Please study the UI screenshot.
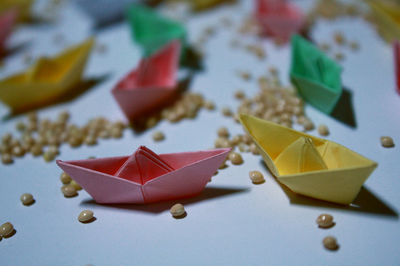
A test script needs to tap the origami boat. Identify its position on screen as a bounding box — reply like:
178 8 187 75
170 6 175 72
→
365 0 400 43
0 9 17 50
126 4 186 57
0 0 33 22
239 114 377 204
255 0 305 41
56 146 231 204
290 35 342 114
73 0 137 27
112 40 180 121
0 38 94 112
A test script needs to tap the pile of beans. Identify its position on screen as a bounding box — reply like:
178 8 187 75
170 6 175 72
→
234 75 315 131
0 111 127 164
131 92 215 131
60 172 82 198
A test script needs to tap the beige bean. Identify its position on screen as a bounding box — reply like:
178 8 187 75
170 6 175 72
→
2 133 12 145
43 149 56 162
12 146 25 157
249 171 265 184
217 127 229 138
30 144 43 156
250 143 260 155
234 90 245 99
381 136 394 148
84 135 97 146
229 152 243 165
323 236 338 250
303 120 315 131
152 131 165 142
60 172 72 184
333 32 345 45
78 210 94 223
318 124 330 136
170 203 186 218
222 107 233 117
1 153 13 164
61 185 78 197
316 214 334 228
203 100 215 110
0 222 14 238
20 193 34 206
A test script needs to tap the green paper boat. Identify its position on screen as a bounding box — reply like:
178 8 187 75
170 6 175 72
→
126 4 186 57
290 35 342 114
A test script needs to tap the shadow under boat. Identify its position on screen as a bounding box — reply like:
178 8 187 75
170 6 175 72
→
80 186 250 214
128 73 195 134
329 87 357 128
259 160 398 219
2 73 110 120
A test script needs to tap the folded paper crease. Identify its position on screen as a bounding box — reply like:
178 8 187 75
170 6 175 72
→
56 146 231 204
0 38 94 112
112 40 181 121
239 114 377 204
290 34 342 114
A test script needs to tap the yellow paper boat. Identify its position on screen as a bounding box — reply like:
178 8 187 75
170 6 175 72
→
0 38 94 112
0 0 34 22
365 0 400 43
239 114 377 204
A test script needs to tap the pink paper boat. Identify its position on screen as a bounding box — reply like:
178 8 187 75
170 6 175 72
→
56 146 231 204
255 0 304 42
0 9 17 50
394 41 400 95
112 40 181 121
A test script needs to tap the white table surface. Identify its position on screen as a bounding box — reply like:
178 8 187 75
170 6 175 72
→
1 0 400 265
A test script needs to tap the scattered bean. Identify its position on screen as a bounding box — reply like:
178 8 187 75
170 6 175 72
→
60 172 72 184
381 136 394 148
229 152 243 165
318 124 330 136
61 185 78 198
170 203 186 218
249 171 265 184
152 131 165 142
0 222 14 238
78 210 94 223
20 193 34 206
323 236 338 250
316 214 334 228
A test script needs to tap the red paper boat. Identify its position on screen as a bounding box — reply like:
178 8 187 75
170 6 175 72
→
394 41 400 94
112 40 181 121
0 9 17 50
255 0 304 42
56 146 231 204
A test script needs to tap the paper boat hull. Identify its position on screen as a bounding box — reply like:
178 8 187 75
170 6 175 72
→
367 0 400 43
290 75 341 114
112 87 176 121
112 40 180 121
258 17 304 40
239 114 377 204
126 4 186 57
56 148 230 204
290 35 342 114
0 39 94 112
278 165 377 204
